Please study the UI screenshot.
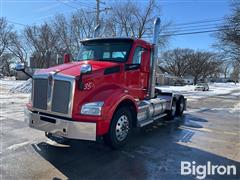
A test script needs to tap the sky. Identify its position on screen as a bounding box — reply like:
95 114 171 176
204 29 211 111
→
0 0 232 51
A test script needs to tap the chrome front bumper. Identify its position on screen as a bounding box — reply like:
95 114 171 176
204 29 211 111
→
25 109 96 141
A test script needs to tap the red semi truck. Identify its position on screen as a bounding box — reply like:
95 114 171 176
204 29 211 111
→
16 18 186 149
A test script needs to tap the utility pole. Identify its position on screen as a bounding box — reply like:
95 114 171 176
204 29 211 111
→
96 0 100 26
94 0 112 37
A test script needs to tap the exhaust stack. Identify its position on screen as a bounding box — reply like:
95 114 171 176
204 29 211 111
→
148 17 161 99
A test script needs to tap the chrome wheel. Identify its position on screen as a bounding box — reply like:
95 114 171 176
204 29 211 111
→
115 115 129 142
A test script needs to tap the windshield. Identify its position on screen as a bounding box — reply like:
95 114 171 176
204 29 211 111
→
77 43 132 62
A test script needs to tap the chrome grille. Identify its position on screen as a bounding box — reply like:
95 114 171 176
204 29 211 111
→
32 74 74 117
51 80 71 114
33 79 48 110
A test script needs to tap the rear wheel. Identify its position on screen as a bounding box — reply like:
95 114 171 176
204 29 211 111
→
166 99 177 120
103 107 132 149
177 97 184 116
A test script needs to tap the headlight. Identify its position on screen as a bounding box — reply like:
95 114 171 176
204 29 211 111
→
81 102 104 116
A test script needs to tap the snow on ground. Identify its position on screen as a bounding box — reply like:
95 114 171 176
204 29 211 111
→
1 79 240 101
209 102 240 113
9 79 32 93
0 79 30 121
0 79 239 120
0 78 25 89
157 83 240 101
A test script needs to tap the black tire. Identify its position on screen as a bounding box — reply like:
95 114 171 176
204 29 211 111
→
103 107 132 149
176 97 184 116
166 99 177 120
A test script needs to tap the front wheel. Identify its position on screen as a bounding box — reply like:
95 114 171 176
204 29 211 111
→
103 107 132 149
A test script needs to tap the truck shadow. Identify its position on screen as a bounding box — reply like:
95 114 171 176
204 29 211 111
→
32 116 240 180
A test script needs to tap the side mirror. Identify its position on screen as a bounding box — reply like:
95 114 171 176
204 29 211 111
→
78 64 92 90
15 63 25 71
64 53 71 63
15 63 32 78
80 64 92 75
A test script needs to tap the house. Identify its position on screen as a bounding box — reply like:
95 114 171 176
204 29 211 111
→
183 75 194 85
156 66 184 86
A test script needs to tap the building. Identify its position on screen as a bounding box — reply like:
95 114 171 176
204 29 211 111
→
156 66 184 86
183 75 194 85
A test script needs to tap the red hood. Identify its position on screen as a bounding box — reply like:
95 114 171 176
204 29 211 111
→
35 60 119 77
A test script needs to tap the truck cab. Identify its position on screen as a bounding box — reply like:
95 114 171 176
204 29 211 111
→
21 19 186 149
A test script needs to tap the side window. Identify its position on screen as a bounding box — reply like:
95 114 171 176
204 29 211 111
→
132 47 144 64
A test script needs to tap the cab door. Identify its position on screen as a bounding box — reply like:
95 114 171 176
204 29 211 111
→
124 45 150 99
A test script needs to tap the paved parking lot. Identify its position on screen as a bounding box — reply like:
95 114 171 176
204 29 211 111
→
1 82 240 180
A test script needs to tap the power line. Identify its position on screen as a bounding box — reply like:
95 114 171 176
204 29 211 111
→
144 18 226 34
171 18 225 26
165 18 227 32
99 0 106 5
167 23 223 31
161 26 227 34
56 0 80 10
70 0 96 9
160 29 226 37
143 28 236 38
157 19 237 35
148 18 229 35
160 28 234 36
5 15 235 38
6 20 27 27
145 23 229 36
87 7 112 14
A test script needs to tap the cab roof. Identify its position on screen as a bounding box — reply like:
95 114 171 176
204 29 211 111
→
80 37 150 45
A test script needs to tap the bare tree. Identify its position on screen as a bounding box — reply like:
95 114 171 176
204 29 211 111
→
216 1 240 63
231 61 240 83
7 32 27 63
53 14 73 57
24 23 58 68
220 61 232 79
108 0 162 38
73 10 96 38
161 48 193 77
0 18 12 57
0 53 14 76
188 51 221 84
2 2 169 69
53 10 96 59
0 18 19 76
161 48 222 84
